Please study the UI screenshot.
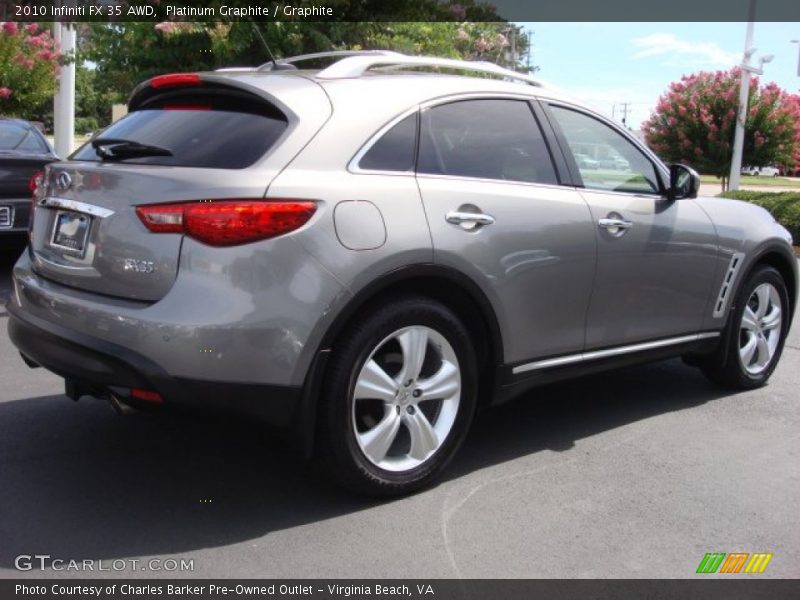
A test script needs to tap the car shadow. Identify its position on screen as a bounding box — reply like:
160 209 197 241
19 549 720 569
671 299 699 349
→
0 356 734 567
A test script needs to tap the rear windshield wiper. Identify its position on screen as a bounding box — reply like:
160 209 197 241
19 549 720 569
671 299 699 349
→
91 138 173 160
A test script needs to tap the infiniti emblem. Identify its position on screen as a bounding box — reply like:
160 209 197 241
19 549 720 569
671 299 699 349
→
56 172 72 191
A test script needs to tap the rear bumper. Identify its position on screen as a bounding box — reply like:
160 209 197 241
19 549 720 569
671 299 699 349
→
7 302 301 427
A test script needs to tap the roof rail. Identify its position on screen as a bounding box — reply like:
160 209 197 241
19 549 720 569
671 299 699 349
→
315 54 542 87
257 50 405 71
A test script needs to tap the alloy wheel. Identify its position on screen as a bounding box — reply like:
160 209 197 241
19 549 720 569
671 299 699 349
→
351 325 461 472
738 282 782 376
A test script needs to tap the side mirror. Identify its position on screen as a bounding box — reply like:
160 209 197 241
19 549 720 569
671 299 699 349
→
668 164 700 201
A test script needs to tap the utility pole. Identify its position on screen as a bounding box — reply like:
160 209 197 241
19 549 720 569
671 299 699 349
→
53 19 76 159
618 102 631 127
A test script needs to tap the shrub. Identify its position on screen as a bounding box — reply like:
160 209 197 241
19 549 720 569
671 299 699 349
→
719 190 800 242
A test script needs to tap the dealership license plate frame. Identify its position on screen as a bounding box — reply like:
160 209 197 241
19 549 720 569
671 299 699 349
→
50 209 91 257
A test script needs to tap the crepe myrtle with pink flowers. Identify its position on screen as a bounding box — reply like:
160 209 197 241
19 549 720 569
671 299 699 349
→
0 22 62 119
643 68 800 190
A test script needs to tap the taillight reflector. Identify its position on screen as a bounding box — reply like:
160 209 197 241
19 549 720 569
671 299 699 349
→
29 170 44 194
136 200 316 246
130 388 164 403
150 73 201 89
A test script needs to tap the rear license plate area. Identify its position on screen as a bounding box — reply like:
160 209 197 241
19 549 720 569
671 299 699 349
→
0 206 12 229
50 210 91 256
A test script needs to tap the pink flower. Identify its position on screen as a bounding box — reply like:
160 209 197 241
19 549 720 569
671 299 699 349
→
0 87 12 99
694 147 703 156
154 21 177 34
678 105 687 116
455 29 468 41
474 37 490 52
2 21 18 35
25 23 38 34
493 33 509 48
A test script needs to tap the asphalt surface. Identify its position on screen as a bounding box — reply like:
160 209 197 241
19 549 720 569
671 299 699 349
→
0 245 798 579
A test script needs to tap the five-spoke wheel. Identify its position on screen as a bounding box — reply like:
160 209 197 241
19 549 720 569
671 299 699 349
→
317 296 477 496
738 282 783 376
700 265 789 389
352 325 461 472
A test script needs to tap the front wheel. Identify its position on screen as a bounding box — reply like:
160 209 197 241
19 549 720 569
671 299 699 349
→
700 266 790 389
317 296 478 496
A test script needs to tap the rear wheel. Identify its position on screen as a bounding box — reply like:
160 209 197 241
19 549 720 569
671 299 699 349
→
700 266 789 389
317 296 477 497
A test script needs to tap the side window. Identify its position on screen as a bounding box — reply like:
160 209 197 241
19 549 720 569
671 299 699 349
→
418 99 558 185
358 113 418 172
548 105 662 195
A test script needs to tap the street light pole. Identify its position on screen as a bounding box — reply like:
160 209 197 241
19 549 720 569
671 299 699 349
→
53 21 76 159
728 0 757 192
792 40 800 77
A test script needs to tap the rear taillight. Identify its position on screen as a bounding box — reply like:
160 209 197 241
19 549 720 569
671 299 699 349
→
135 200 316 246
28 170 44 194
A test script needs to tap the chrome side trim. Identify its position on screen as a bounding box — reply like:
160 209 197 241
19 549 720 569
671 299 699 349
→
511 332 721 375
712 252 745 317
39 197 114 219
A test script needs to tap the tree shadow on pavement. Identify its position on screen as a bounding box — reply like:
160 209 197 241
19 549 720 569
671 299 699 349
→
0 357 734 566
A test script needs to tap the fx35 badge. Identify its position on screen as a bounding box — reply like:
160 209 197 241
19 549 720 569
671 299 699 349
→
123 258 155 274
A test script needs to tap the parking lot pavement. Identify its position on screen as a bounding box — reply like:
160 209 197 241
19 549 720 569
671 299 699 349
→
0 250 798 579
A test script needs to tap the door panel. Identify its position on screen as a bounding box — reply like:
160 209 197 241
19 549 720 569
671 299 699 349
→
416 98 596 364
580 190 718 348
419 176 596 363
543 103 718 349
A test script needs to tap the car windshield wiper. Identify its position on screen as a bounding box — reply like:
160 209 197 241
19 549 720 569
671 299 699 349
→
91 138 173 160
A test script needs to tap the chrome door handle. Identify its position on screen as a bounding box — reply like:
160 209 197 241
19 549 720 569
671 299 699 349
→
598 217 633 235
446 211 495 226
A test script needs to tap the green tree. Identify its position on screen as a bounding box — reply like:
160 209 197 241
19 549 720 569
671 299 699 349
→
80 19 534 122
642 68 799 191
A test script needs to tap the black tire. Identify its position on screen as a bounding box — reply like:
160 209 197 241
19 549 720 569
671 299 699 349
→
316 295 478 497
700 266 790 389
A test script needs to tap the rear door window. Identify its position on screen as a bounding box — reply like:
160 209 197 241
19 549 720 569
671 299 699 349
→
418 99 558 185
72 98 288 169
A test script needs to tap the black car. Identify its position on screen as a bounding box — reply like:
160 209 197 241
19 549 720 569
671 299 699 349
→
0 118 58 245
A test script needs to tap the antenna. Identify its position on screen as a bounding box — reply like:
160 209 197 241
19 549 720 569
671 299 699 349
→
250 23 295 71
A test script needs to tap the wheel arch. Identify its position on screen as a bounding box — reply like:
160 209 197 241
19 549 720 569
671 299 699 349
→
746 246 797 321
713 243 797 371
296 264 504 458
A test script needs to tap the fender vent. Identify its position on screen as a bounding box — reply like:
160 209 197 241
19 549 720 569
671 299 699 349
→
712 252 745 318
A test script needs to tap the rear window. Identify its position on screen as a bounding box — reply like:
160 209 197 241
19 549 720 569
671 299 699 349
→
72 107 288 169
0 121 49 153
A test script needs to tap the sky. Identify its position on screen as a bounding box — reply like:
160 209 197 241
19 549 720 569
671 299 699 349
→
517 22 800 131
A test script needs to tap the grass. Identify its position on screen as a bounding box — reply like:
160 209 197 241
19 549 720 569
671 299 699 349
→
700 174 800 188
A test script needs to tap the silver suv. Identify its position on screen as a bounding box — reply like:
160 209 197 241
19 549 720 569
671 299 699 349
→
7 52 797 496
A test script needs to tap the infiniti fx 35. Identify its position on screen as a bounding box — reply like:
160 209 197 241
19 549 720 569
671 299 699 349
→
7 53 796 496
